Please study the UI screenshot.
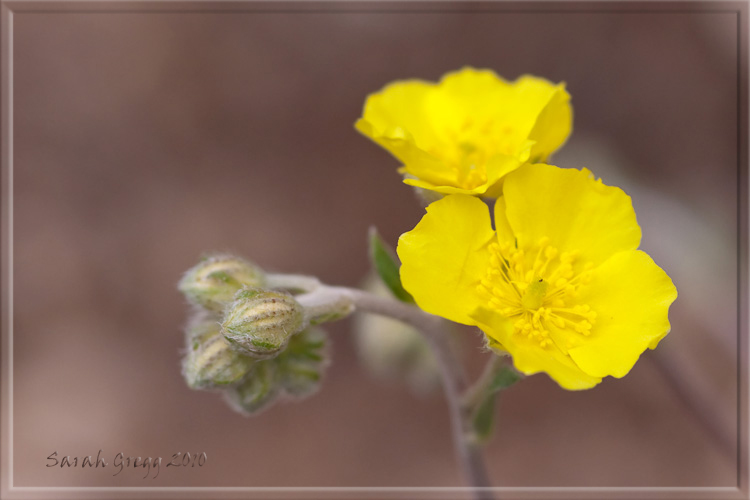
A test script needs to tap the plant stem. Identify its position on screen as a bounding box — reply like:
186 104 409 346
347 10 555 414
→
270 275 493 497
336 287 494 498
265 273 321 294
462 355 507 412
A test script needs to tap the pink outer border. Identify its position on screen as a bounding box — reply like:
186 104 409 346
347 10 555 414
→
0 2 747 499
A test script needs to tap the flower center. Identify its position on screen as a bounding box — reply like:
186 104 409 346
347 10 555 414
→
521 278 548 310
477 237 597 349
432 117 520 190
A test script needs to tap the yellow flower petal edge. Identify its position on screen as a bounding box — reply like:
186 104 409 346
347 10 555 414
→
567 250 677 378
471 308 602 390
356 67 572 197
502 163 642 267
397 195 495 325
397 164 677 390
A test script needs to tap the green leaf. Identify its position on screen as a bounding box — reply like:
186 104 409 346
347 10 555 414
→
488 365 522 392
471 365 521 443
368 227 415 304
472 392 497 443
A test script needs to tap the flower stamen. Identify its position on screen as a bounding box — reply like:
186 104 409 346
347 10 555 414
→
477 238 598 348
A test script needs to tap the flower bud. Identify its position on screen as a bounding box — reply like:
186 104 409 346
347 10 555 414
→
179 254 266 312
223 361 280 415
222 288 304 359
276 327 329 398
182 314 256 389
222 327 330 416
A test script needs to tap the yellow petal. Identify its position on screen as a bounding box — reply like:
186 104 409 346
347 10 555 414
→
483 153 528 196
492 195 514 245
471 308 601 390
503 164 641 266
425 67 513 127
438 67 512 98
403 176 489 196
356 69 573 197
526 83 572 162
424 71 560 161
403 154 523 196
397 195 495 325
356 79 438 150
568 250 677 378
355 80 458 187
355 118 455 187
430 71 564 140
502 76 569 140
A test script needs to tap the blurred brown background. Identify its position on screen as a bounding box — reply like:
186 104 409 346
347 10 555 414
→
9 3 741 490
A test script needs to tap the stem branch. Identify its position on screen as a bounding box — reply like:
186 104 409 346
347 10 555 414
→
462 355 507 411
265 273 321 294
261 274 494 497
337 287 493 497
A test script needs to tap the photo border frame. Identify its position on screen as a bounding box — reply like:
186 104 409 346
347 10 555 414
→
1 1 747 498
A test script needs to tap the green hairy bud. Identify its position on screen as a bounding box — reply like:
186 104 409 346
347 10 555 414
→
223 361 280 415
222 288 304 359
275 327 329 397
179 254 266 312
182 314 256 389
223 327 330 415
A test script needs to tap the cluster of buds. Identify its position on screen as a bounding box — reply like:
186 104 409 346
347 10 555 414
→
178 254 336 415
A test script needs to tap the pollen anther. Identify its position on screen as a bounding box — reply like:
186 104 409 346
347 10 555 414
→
481 238 598 348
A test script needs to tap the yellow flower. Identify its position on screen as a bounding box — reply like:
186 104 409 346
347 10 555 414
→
355 67 572 197
397 164 677 390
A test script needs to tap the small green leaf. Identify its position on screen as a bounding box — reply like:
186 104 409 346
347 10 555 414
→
471 365 521 443
472 392 497 443
368 227 415 304
488 365 522 392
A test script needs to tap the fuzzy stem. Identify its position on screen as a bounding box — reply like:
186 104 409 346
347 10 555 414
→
333 286 493 497
262 275 494 496
462 355 507 412
296 287 355 326
265 273 321 294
